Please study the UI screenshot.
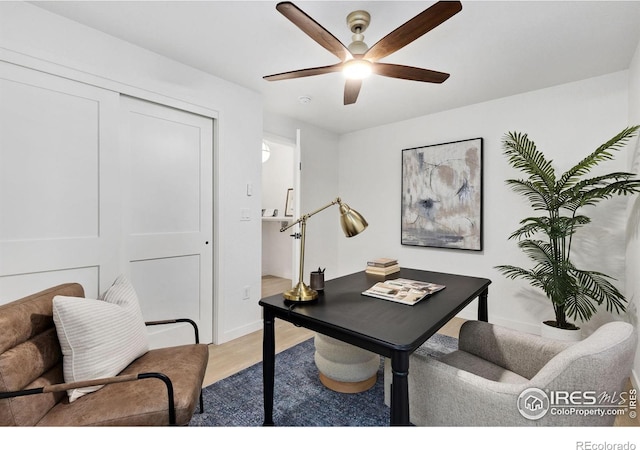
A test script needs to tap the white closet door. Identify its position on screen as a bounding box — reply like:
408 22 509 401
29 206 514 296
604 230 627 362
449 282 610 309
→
0 62 120 301
120 96 213 347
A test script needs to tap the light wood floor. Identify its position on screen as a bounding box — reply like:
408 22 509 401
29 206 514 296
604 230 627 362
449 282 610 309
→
202 276 314 386
203 275 638 426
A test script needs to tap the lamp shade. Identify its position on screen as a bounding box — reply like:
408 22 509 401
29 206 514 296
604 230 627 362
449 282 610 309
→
339 203 368 237
262 140 271 163
342 59 372 80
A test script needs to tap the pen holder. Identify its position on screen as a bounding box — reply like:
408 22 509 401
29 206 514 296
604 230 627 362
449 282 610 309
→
310 270 325 291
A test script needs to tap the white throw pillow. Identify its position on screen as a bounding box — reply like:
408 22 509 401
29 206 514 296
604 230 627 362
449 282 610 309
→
53 276 149 402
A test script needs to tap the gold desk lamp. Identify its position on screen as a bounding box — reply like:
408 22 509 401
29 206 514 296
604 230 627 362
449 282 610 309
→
280 197 368 302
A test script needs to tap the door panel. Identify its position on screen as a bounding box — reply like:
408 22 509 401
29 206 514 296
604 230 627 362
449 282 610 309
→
128 112 201 234
120 96 213 346
0 62 119 301
0 77 99 240
0 63 214 347
131 255 200 320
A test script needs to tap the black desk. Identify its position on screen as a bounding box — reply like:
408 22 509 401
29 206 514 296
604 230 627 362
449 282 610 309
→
259 267 491 426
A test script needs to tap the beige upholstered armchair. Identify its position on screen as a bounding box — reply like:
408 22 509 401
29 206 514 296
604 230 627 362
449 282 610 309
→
407 320 637 426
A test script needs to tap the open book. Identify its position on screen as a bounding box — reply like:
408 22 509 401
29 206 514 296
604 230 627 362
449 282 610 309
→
361 278 445 305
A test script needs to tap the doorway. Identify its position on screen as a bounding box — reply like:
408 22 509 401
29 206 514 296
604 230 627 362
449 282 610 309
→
261 133 299 295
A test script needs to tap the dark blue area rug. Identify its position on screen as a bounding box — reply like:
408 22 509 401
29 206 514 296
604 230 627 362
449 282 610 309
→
189 333 457 427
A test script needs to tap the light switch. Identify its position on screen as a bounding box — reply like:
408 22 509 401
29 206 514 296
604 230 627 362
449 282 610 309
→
240 208 251 221
246 183 253 196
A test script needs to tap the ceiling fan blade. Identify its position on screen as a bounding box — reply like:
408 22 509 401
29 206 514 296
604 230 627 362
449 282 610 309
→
372 63 449 83
264 63 343 81
364 1 462 62
344 79 362 105
276 2 351 62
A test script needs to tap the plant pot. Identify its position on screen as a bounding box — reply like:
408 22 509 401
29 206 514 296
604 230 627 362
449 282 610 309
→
540 320 582 341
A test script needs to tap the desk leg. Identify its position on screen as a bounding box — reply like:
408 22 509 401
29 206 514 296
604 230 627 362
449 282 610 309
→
478 288 488 322
390 351 410 426
262 309 275 426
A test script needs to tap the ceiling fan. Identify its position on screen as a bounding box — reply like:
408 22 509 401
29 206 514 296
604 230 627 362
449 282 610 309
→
263 1 462 105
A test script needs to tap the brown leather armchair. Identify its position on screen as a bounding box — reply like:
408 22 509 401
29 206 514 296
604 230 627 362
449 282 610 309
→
0 283 209 426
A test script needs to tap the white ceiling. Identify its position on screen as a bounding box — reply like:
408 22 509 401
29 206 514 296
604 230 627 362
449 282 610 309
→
32 1 640 135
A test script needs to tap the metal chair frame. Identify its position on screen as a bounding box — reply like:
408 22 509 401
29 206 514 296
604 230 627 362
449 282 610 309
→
1 318 204 426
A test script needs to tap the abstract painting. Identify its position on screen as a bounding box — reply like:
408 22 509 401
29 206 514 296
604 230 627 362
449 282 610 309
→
401 138 483 250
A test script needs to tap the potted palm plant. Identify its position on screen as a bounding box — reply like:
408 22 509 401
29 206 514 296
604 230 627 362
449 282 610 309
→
496 126 640 340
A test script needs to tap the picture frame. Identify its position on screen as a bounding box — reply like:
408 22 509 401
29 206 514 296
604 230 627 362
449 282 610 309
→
284 188 294 217
401 138 483 251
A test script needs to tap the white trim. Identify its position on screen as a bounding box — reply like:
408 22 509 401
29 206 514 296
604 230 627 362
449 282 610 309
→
212 118 222 345
219 320 263 344
457 309 542 335
0 46 219 120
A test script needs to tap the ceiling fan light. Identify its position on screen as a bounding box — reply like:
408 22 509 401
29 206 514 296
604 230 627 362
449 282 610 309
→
343 59 372 80
262 140 271 163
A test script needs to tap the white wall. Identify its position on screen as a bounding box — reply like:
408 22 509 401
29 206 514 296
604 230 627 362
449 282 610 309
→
0 2 263 344
625 39 640 388
264 113 342 284
338 71 631 335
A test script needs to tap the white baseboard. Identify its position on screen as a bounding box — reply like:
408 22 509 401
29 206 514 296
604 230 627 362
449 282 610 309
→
456 310 541 335
489 315 542 335
217 320 262 345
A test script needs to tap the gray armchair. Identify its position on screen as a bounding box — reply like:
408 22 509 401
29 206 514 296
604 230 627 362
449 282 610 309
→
407 320 637 426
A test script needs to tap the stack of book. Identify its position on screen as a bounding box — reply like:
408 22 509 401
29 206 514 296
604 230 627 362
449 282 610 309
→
365 258 400 276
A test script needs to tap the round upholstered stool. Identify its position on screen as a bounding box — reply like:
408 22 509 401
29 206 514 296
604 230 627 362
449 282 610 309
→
314 333 380 393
